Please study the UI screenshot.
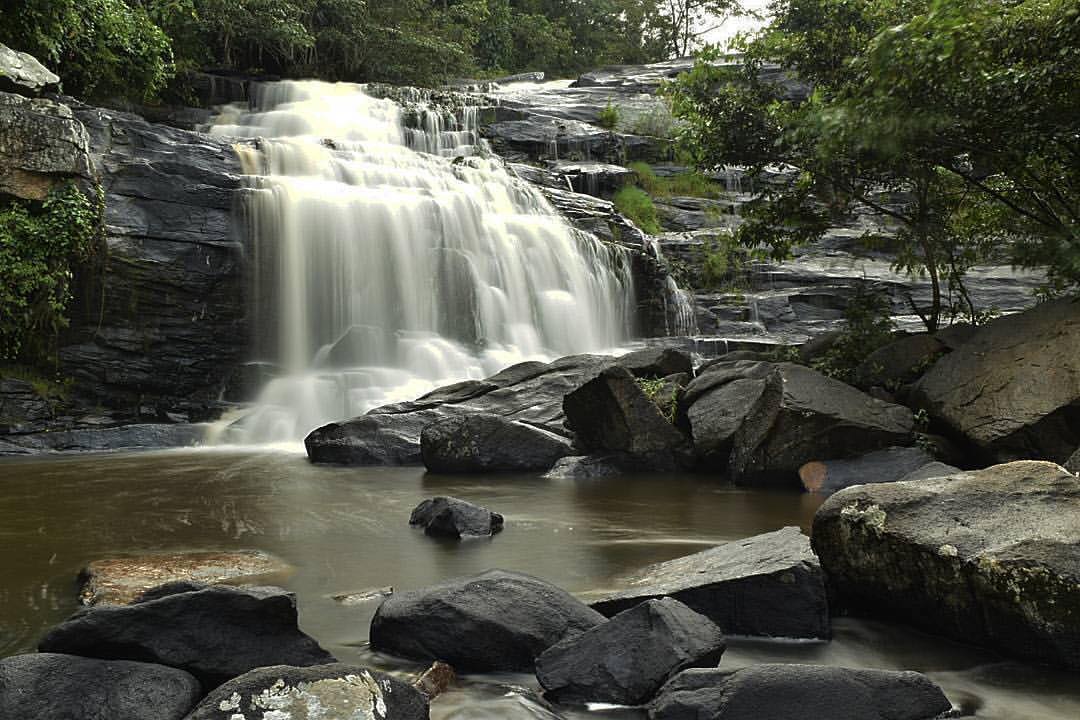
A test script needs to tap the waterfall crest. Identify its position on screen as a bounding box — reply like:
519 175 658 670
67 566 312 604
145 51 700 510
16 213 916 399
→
211 82 635 443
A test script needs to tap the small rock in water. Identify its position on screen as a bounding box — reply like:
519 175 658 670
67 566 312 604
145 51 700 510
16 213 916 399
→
409 496 504 539
185 663 429 720
536 597 726 705
648 664 954 720
78 549 292 605
326 586 394 606
413 661 456 699
39 583 335 688
0 652 201 720
543 454 622 480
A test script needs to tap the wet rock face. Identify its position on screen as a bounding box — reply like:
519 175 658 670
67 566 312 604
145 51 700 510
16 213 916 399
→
0 379 55 434
409 496 504 539
813 461 1080 669
911 298 1080 463
186 664 430 720
0 652 201 720
0 43 60 96
77 550 292 605
38 583 335 688
369 569 605 672
420 413 574 473
648 664 954 720
535 597 726 706
0 91 93 200
590 527 830 639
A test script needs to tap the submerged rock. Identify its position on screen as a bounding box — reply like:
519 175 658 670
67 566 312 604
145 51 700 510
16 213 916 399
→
590 527 829 639
409 496 504 538
563 365 692 470
78 549 291 605
797 447 935 496
0 652 201 720
39 583 334 688
911 298 1080 463
543 454 623 480
648 664 954 720
536 597 726 706
185 664 429 720
420 413 573 473
370 569 605 671
813 461 1080 669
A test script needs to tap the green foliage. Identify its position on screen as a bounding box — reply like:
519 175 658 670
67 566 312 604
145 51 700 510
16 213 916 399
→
614 186 661 234
699 233 745 290
627 162 720 200
0 0 174 102
597 103 621 130
810 287 897 384
631 99 677 138
636 376 679 424
0 183 102 363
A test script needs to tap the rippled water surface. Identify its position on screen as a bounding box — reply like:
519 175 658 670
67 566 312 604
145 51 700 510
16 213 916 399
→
1 450 1076 719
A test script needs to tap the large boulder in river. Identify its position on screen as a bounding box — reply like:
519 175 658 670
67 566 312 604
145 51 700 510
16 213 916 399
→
563 365 692 470
185 664 429 720
78 549 291 605
590 527 829 639
369 569 605 671
420 413 573 472
0 652 201 720
0 43 60 96
38 583 334 688
409 496 504 538
680 361 914 485
307 355 617 465
911 298 1080 463
648 665 954 720
813 461 1080 669
536 597 726 706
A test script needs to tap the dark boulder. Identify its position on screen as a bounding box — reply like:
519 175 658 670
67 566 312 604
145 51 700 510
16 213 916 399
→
409 496 504 538
307 355 616 466
38 583 334 688
797 446 935 495
617 347 693 378
420 413 573 473
911 298 1080 463
370 569 605 671
543 454 622 480
536 597 726 706
648 664 954 720
563 365 692 470
813 460 1080 669
590 527 829 639
185 664 429 720
0 653 201 720
854 333 947 389
0 43 60 96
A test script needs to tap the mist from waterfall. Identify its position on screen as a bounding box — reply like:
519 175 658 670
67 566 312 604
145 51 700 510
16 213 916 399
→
210 82 635 443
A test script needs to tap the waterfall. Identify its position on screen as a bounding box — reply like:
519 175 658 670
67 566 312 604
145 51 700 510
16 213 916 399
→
211 81 635 443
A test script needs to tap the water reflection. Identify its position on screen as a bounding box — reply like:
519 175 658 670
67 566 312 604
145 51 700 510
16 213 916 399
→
0 450 1076 719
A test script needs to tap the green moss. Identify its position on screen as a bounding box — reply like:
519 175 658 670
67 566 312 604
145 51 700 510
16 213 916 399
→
597 102 621 130
626 162 721 200
613 186 660 234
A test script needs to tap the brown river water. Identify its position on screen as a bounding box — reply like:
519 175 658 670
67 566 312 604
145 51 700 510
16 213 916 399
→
1 449 1077 718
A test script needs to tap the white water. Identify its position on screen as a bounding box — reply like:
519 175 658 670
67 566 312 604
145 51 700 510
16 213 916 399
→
210 82 635 443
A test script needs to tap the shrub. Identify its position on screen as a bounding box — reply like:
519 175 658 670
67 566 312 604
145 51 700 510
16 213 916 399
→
699 233 745 290
631 100 676 138
810 286 897 384
614 186 660 234
597 102 621 130
0 183 102 362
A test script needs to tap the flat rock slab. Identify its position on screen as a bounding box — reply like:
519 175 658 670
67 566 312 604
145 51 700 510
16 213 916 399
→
536 597 725 705
590 527 829 639
78 550 292 605
39 583 334 688
409 496 504 538
370 569 605 672
648 664 954 720
185 664 429 720
813 460 1080 669
0 652 201 720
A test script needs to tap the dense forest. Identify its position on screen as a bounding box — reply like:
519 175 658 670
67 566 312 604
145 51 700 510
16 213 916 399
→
0 0 739 101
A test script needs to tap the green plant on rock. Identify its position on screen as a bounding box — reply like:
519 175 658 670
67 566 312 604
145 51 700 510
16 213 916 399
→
636 376 679 424
614 186 660 235
0 182 102 363
699 232 745 291
810 286 896 384
597 102 621 130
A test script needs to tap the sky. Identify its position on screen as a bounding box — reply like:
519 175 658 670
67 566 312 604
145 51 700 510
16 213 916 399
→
701 0 771 49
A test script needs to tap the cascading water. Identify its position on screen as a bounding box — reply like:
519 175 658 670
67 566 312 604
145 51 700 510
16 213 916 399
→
210 82 635 443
